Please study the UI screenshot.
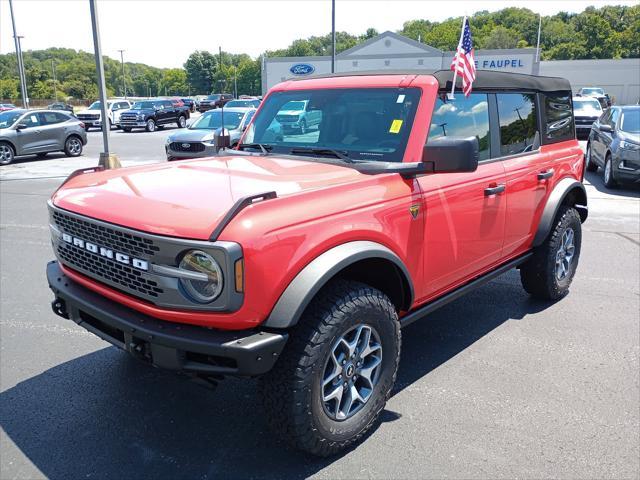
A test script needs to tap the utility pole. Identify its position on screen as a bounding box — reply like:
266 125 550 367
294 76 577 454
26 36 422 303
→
51 59 58 101
331 0 336 73
118 49 126 98
218 46 224 92
234 65 237 98
8 0 28 108
89 0 120 169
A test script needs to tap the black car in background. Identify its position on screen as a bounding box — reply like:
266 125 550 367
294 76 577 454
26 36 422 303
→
586 105 640 188
197 93 233 112
48 102 74 113
573 96 603 139
119 99 190 132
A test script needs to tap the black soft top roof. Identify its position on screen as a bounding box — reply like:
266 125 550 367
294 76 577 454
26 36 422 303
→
292 69 572 93
431 70 571 93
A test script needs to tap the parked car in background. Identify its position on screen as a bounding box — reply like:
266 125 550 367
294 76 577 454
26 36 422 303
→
573 97 603 139
180 98 197 113
577 87 611 108
165 107 256 160
0 104 17 112
76 99 132 130
48 102 74 113
169 98 185 108
197 93 234 112
119 99 190 132
226 98 261 108
275 99 322 133
586 105 640 188
0 109 87 165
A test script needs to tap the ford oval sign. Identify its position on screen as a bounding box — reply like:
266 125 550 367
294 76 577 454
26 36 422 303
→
290 63 315 76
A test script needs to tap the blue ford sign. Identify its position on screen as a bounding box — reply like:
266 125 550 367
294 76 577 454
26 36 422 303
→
290 63 315 76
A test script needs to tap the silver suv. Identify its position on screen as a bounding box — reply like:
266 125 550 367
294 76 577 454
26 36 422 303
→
0 109 87 165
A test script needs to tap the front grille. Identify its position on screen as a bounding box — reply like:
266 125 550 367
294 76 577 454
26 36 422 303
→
77 114 100 120
276 114 298 122
57 242 164 298
575 117 597 125
170 142 206 152
120 113 139 121
52 210 159 257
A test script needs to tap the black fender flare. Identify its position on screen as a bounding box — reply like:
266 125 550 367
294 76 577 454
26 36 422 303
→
263 241 414 329
532 178 588 247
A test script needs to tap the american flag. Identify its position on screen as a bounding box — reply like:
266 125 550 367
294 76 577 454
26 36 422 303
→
450 18 476 96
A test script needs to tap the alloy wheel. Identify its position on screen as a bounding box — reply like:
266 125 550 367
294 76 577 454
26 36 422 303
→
555 227 575 281
0 144 13 165
321 324 382 421
67 138 81 155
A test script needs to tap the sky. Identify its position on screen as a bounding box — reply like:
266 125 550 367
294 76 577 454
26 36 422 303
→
1 0 637 69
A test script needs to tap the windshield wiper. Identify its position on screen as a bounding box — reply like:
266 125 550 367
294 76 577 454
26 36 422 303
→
289 147 353 163
238 143 272 154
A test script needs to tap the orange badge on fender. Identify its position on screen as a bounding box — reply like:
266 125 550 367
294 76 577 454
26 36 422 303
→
409 204 420 219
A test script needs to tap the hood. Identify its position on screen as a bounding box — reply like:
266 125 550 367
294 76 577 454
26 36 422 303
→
52 155 365 240
279 109 303 115
122 108 153 114
619 130 640 144
77 109 101 116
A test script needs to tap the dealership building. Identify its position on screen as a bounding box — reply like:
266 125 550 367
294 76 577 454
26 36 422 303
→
262 31 640 104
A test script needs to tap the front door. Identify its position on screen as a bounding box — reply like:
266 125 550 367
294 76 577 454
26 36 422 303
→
15 112 44 154
418 92 506 299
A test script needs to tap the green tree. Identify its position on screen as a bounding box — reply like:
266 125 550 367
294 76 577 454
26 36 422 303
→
482 26 520 49
184 51 217 94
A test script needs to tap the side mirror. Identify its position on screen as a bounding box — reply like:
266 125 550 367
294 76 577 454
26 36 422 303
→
16 123 27 130
600 124 613 133
422 136 479 173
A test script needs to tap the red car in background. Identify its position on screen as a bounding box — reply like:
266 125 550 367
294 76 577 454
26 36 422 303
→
0 104 16 112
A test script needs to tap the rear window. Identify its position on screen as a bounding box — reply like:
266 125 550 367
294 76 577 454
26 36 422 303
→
542 92 574 143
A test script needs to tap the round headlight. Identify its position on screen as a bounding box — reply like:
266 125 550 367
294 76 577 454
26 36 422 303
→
178 250 223 303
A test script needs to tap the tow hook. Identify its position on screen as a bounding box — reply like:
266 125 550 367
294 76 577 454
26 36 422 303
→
51 298 69 319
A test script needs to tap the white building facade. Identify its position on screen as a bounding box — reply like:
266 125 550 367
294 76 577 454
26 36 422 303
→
262 31 640 104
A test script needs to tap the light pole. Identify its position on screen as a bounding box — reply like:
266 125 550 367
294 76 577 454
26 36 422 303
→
8 0 29 108
90 0 119 168
117 49 126 98
234 65 237 98
51 59 58 101
331 0 336 73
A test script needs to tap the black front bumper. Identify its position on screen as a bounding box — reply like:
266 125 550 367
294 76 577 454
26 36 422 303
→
47 261 287 377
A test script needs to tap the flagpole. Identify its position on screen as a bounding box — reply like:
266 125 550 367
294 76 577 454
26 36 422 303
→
448 16 467 100
535 14 542 63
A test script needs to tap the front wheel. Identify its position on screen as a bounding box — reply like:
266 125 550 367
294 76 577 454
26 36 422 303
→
260 280 400 457
603 155 617 188
520 206 582 300
145 118 156 132
0 142 15 165
585 143 598 172
64 136 83 157
177 115 186 128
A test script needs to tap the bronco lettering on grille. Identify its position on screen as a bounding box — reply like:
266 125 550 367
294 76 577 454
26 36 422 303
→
61 232 149 271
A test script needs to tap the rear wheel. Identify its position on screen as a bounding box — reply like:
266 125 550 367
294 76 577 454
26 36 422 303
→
520 206 582 300
585 143 598 172
0 142 15 165
603 154 617 188
145 118 156 132
177 115 186 128
64 136 83 157
260 280 400 457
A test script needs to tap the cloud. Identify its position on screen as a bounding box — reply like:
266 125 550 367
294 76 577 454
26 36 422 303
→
458 101 488 117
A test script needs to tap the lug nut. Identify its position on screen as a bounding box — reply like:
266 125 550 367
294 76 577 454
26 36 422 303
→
343 382 348 388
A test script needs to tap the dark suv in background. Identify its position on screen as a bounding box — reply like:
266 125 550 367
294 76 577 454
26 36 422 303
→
586 105 640 188
197 93 233 112
119 99 190 132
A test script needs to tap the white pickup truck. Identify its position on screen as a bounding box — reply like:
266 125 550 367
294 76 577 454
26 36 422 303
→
76 100 132 131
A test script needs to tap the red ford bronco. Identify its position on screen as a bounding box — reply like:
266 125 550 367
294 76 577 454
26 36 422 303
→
47 70 587 456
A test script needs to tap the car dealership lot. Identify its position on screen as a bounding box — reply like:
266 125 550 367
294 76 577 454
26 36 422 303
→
0 144 638 478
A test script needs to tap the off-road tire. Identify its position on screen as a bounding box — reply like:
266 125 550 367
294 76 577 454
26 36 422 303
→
603 154 617 189
585 143 598 172
259 280 401 457
520 206 582 300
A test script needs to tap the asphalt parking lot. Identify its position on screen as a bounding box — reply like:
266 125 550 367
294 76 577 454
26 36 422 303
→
0 139 639 479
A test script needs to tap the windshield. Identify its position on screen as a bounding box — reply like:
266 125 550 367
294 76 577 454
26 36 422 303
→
573 98 602 112
227 100 259 108
88 101 112 110
620 110 640 133
131 101 156 110
206 95 221 100
0 110 23 128
190 110 245 130
581 88 604 96
244 87 420 162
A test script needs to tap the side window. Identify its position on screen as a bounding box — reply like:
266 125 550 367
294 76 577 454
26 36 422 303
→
427 93 491 161
496 93 538 155
54 112 70 123
244 110 255 126
21 113 41 127
37 112 62 125
543 92 573 143
609 108 620 127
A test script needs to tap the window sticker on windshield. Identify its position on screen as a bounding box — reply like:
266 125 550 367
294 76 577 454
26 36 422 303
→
389 119 403 134
396 94 406 103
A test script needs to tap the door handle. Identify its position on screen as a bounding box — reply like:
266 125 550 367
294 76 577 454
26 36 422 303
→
484 184 506 196
537 169 554 181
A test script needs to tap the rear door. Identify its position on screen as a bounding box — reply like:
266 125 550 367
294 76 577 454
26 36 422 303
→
162 100 175 124
37 112 67 151
419 92 507 297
